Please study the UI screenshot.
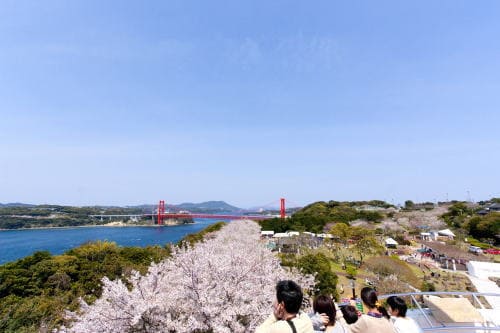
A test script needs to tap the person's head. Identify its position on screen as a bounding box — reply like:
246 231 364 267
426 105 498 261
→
341 305 359 324
313 295 336 325
360 287 390 319
275 280 303 315
360 287 379 309
386 296 408 317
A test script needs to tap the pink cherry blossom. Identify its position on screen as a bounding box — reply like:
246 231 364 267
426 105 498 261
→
58 220 314 333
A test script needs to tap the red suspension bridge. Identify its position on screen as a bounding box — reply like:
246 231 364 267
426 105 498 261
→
153 198 287 225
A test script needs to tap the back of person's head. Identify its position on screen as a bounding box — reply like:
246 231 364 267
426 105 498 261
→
341 305 359 324
276 280 303 314
360 287 390 319
313 295 336 325
386 296 408 317
360 287 378 308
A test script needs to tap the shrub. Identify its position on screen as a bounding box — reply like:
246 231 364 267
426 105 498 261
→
295 253 338 299
345 266 358 279
421 281 436 292
177 221 226 247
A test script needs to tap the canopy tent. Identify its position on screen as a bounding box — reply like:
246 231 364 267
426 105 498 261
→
385 237 398 248
438 228 456 238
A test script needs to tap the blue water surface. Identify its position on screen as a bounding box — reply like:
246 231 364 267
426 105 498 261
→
0 219 226 265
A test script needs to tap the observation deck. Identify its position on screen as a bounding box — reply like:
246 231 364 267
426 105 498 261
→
379 291 500 332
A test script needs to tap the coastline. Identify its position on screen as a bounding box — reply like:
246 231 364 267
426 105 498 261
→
0 221 196 231
1 219 220 265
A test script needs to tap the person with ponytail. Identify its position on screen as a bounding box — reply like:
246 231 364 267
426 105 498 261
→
348 287 395 333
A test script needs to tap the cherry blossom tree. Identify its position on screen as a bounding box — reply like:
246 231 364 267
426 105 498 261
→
58 220 314 333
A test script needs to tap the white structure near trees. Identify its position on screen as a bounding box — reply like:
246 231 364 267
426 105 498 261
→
438 228 455 239
384 237 398 248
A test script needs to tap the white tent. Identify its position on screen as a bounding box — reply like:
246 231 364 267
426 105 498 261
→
261 230 274 236
385 237 398 247
273 233 289 238
438 228 456 238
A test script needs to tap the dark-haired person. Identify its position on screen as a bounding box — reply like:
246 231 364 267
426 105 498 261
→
386 296 423 333
340 305 359 325
310 295 350 333
256 280 314 333
349 287 395 333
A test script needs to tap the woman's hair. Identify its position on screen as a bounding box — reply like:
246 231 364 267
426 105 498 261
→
360 287 390 319
313 295 336 325
386 296 408 317
340 305 359 324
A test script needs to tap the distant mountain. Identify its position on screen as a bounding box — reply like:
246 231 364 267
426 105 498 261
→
176 201 242 213
0 203 35 207
125 204 156 213
0 201 242 213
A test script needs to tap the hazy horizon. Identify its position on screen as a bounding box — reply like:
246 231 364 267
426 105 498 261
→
0 196 496 210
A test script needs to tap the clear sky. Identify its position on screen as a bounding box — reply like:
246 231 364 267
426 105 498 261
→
1 1 499 208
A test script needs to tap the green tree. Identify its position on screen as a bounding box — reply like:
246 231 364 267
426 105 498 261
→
0 240 174 332
352 235 383 264
329 223 351 245
349 226 374 241
464 213 500 245
404 200 415 210
345 266 358 279
441 202 473 228
295 253 338 299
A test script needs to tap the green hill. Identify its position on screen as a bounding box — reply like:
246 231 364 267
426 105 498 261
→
259 200 391 233
176 201 241 213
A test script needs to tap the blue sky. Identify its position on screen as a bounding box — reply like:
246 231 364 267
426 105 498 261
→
1 1 499 208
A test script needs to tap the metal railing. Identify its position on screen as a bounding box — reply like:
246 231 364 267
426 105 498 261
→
378 291 500 332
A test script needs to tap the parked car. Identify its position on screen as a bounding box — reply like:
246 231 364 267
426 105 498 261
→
468 246 483 254
484 248 500 255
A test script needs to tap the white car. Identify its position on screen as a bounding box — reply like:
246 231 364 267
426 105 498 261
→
468 246 483 254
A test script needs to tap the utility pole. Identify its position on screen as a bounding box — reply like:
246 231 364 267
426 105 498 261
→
349 278 356 299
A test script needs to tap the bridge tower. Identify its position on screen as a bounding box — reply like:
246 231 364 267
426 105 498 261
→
280 198 285 219
158 200 165 225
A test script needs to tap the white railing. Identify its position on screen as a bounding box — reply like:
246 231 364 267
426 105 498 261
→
379 291 500 332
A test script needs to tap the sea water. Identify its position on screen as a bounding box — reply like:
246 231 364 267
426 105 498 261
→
0 218 227 265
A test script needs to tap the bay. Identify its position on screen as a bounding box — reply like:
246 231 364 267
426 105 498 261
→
0 218 228 265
